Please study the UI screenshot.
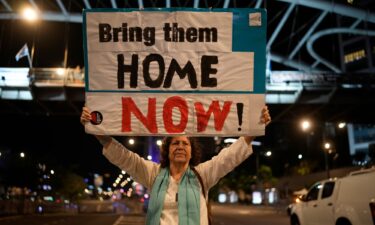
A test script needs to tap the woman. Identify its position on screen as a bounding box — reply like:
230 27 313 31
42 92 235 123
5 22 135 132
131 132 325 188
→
80 106 271 225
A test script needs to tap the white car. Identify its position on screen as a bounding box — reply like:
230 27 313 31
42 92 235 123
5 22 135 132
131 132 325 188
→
290 167 375 225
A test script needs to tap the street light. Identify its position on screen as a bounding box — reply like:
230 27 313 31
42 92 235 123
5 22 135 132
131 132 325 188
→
21 7 39 22
300 119 311 132
300 119 313 159
255 149 272 175
20 7 40 68
323 141 332 178
299 119 343 177
338 122 346 129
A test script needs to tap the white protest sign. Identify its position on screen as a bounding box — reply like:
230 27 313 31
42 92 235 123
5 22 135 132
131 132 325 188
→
83 9 267 136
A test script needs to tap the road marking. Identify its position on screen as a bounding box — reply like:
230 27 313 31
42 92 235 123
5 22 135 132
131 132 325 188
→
113 215 145 225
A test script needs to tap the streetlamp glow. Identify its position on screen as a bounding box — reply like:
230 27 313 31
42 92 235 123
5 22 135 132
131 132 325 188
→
50 170 55 175
156 139 162 146
128 138 135 145
265 151 272 157
56 68 65 76
300 120 311 132
21 7 38 22
338 122 346 129
324 142 331 149
298 154 303 159
20 152 25 158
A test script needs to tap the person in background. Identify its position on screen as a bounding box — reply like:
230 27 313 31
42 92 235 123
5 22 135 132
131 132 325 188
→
80 106 271 225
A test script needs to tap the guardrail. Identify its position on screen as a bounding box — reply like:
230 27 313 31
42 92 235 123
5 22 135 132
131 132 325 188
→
0 67 84 101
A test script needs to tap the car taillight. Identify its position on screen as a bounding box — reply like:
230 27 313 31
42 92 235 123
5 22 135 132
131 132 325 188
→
370 202 375 225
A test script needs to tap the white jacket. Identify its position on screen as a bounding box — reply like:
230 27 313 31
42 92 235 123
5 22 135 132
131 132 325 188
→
103 137 253 225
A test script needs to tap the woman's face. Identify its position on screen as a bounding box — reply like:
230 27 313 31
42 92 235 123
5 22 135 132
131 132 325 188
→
168 136 192 166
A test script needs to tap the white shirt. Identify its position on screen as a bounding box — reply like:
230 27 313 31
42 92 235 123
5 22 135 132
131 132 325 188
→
160 176 179 224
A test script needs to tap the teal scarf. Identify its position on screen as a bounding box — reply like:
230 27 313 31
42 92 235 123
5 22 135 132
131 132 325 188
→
146 167 201 225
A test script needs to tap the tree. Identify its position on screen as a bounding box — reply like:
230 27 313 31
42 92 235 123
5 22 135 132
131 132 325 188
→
291 159 319 176
53 172 86 202
257 165 277 188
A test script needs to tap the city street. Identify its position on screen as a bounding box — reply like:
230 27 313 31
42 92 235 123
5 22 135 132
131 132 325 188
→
0 204 289 225
211 204 289 225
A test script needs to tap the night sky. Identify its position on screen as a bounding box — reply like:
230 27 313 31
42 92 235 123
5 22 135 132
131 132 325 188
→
0 19 84 68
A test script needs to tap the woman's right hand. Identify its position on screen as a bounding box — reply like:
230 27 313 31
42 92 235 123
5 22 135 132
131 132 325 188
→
80 106 91 126
80 106 112 146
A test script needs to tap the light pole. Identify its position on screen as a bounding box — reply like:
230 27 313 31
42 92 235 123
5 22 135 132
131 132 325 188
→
21 7 39 68
255 149 272 176
323 142 332 178
299 119 342 177
300 119 312 158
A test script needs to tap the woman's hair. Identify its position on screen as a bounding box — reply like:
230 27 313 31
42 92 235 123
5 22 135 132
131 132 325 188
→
160 136 201 168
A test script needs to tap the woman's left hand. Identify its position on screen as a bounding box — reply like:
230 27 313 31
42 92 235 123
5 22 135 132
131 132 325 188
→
260 105 271 126
243 105 271 144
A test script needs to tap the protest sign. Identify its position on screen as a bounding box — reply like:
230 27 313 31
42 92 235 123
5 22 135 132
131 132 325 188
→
83 9 266 136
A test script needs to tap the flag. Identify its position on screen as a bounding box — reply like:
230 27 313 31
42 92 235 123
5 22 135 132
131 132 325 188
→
15 44 29 61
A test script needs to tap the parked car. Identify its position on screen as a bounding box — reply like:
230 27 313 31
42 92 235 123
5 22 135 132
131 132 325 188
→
290 167 375 225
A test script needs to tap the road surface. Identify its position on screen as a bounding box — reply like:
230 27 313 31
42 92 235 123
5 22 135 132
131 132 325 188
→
0 204 289 225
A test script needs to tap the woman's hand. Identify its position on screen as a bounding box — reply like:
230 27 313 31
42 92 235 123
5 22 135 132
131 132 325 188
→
260 105 271 126
80 106 112 146
80 106 91 126
244 105 271 145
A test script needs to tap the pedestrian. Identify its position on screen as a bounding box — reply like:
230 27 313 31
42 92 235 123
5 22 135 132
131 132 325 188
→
80 106 271 225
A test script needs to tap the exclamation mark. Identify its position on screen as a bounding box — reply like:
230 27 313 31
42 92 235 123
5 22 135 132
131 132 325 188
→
236 103 243 131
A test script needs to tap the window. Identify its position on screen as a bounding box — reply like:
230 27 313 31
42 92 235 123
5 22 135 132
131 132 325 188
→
344 49 366 64
306 183 322 201
322 182 335 199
